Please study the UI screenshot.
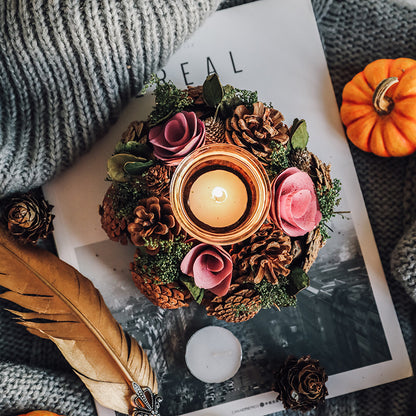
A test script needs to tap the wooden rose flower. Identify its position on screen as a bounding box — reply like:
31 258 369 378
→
269 167 321 237
149 111 205 166
181 243 232 296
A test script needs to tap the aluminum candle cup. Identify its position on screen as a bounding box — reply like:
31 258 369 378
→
170 144 270 246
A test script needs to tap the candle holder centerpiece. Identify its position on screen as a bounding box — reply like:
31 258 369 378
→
170 143 270 246
99 74 341 323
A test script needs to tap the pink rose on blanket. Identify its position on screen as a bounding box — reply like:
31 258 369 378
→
180 243 232 296
149 111 205 166
270 167 322 237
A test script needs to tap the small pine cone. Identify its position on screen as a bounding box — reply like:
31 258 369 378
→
185 85 213 119
99 185 129 245
204 117 226 144
273 355 328 412
289 148 313 175
205 283 261 322
130 263 192 309
310 152 333 192
1 192 54 245
230 223 293 285
225 102 289 165
120 120 148 144
145 164 174 197
302 227 326 273
127 196 181 254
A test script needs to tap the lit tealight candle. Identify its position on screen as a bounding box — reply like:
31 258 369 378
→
187 169 248 228
185 326 242 383
170 144 270 245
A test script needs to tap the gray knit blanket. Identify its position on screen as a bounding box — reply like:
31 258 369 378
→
0 1 415 415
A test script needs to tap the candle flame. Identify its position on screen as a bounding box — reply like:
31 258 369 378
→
212 186 227 203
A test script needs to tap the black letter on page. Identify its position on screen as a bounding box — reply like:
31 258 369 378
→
180 62 193 85
206 57 217 76
229 51 243 73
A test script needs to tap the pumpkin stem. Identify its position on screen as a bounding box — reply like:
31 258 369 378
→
372 77 399 115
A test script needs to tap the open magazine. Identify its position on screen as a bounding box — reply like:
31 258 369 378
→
43 0 412 415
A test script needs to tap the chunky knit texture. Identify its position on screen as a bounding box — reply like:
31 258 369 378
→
0 0 221 198
1 0 416 415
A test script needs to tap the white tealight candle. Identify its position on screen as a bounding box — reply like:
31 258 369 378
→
187 169 248 228
185 326 242 383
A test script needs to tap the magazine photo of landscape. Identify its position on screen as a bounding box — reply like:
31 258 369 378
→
74 203 391 415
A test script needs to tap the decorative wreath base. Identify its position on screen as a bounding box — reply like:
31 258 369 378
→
99 74 341 324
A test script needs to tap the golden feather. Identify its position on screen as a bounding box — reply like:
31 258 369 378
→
0 226 157 414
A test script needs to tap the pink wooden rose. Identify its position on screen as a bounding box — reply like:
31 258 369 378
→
148 111 205 166
270 167 322 237
180 243 232 296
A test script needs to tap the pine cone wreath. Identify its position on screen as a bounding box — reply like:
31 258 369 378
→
273 355 328 412
230 223 293 284
130 263 192 309
99 185 129 245
127 196 182 254
204 116 226 144
225 102 289 165
205 283 261 322
1 192 54 244
145 164 174 197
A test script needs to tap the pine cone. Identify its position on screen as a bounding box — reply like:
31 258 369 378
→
1 192 54 244
185 85 213 119
130 262 192 309
99 185 129 245
298 152 331 271
120 120 148 144
288 148 313 174
225 102 289 165
205 283 261 322
274 355 328 412
127 196 181 254
204 117 226 144
310 152 332 192
230 223 293 284
145 164 174 197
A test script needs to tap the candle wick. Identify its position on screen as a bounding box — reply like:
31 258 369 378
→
212 186 227 203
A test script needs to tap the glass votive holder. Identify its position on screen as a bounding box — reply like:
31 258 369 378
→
170 143 270 246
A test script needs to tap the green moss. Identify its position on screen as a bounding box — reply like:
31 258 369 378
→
232 303 258 318
135 237 193 284
255 278 297 309
144 74 193 126
217 84 258 118
268 141 289 177
316 178 342 240
110 182 149 221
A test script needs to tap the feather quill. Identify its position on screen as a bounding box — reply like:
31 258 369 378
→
0 226 157 414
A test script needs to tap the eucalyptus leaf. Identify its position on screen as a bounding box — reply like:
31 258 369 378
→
286 267 310 296
290 118 309 149
124 160 154 176
203 73 224 107
107 153 147 182
180 275 205 304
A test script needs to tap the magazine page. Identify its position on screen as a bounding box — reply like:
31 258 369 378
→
43 0 412 415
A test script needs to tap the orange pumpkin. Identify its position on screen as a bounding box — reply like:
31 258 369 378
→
340 57 416 157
